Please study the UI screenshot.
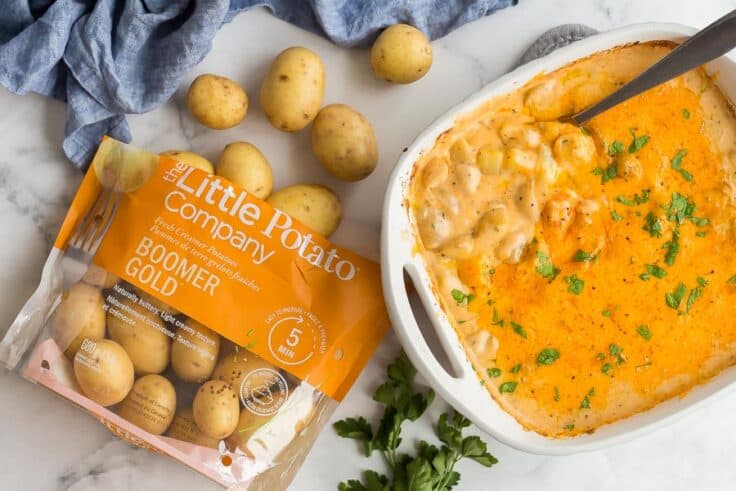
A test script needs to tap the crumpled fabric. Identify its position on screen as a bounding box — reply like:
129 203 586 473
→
0 0 516 168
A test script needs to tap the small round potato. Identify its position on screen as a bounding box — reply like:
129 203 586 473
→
371 24 433 84
311 104 378 181
160 150 214 174
225 407 276 454
267 184 342 237
192 380 240 439
212 349 280 396
74 339 135 406
107 295 171 375
187 74 248 130
51 282 106 360
94 140 159 192
166 408 220 448
171 319 221 383
118 374 176 435
216 142 274 199
260 47 325 132
80 265 119 289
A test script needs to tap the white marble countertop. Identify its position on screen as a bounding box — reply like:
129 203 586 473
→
3 0 736 489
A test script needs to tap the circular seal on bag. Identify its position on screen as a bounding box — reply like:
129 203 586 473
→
240 368 288 416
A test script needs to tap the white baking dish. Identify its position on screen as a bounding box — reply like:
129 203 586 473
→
381 23 736 455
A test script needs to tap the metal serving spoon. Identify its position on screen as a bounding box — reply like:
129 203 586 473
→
565 9 736 126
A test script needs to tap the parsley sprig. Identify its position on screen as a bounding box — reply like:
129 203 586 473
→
535 251 560 281
335 352 497 491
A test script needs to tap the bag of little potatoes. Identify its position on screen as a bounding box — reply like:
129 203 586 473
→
0 138 389 489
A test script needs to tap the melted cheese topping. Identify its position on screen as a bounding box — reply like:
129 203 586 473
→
409 42 736 437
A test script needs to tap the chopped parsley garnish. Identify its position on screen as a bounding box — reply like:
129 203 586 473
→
670 149 693 181
608 140 624 156
511 322 527 339
636 325 652 341
602 309 612 317
592 163 619 183
601 363 612 374
628 128 650 153
510 363 522 374
553 386 560 401
491 308 504 327
665 282 687 310
663 228 680 266
487 367 501 378
564 423 575 431
451 289 475 306
696 231 707 238
728 275 736 285
639 263 667 281
616 195 635 206
565 274 584 295
596 352 606 361
682 108 691 119
579 387 595 409
535 251 560 281
536 348 560 366
609 344 622 356
690 216 709 227
573 250 596 262
685 277 708 313
663 192 696 224
499 381 517 394
610 210 624 221
642 212 662 238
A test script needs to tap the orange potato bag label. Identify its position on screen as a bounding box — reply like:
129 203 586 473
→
55 139 389 400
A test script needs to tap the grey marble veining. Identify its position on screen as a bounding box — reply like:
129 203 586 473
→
2 1 736 489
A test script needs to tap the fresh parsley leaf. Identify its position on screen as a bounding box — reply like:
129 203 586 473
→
564 422 575 431
601 362 612 374
690 216 709 227
537 348 560 365
611 210 624 221
636 325 652 341
663 192 695 224
609 344 622 356
565 274 584 295
608 140 624 156
696 231 707 238
510 363 522 374
602 309 612 317
663 228 680 266
499 381 517 394
601 163 618 183
685 278 708 313
596 352 606 361
580 394 592 409
728 275 736 285
670 149 693 181
535 251 560 281
665 282 687 310
487 367 501 378
643 264 667 280
682 108 691 119
511 322 527 339
451 289 474 306
573 250 596 262
554 386 560 401
642 212 662 238
334 417 374 441
628 128 650 153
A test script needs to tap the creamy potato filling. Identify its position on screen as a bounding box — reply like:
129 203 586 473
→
410 42 736 437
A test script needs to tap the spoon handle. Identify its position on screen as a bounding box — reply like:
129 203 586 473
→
572 9 736 125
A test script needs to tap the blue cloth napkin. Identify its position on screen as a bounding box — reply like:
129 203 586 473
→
0 0 516 168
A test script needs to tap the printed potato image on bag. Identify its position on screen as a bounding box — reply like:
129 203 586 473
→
0 138 390 489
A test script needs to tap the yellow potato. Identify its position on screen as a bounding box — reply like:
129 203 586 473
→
267 184 342 237
311 104 378 181
166 408 220 448
107 294 171 375
216 142 273 199
74 339 134 406
212 349 280 396
225 407 276 454
94 139 159 192
371 24 433 84
118 374 176 435
160 150 214 174
80 265 119 289
51 282 106 360
171 319 220 383
192 380 240 439
187 74 248 130
260 47 325 132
